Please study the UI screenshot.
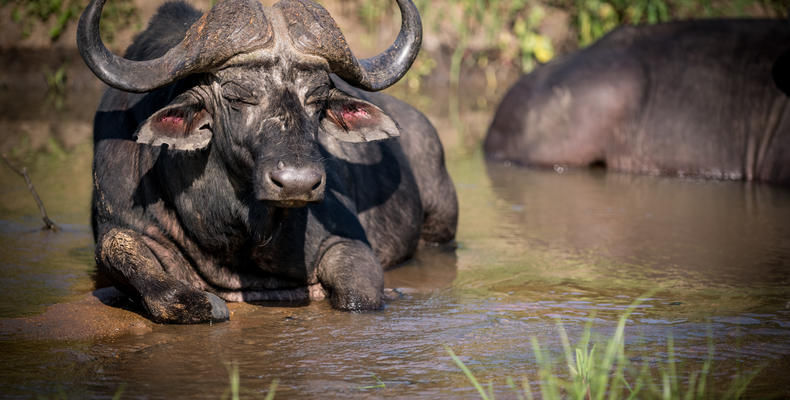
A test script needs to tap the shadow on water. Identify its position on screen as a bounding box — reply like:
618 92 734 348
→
2 52 790 398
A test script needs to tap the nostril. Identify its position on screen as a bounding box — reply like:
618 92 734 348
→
311 177 322 191
269 173 284 188
268 167 323 195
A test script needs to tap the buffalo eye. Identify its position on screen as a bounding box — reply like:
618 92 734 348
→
221 81 259 109
305 84 329 107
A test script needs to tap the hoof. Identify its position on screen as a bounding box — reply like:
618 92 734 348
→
331 290 383 311
308 283 327 300
206 292 229 322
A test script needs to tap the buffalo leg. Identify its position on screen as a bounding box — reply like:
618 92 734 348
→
419 171 458 245
96 228 229 323
316 239 384 310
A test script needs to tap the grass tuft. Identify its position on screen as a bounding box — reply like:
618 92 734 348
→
447 346 493 400
447 299 762 400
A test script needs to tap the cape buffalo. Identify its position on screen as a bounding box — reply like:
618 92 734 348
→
78 0 458 323
485 19 790 184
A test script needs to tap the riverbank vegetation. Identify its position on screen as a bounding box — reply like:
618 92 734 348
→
3 0 786 69
3 0 137 41
1 0 786 150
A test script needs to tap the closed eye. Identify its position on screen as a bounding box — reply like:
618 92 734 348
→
224 96 259 106
305 84 330 107
221 81 259 107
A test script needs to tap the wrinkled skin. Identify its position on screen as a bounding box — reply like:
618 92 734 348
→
485 19 790 184
91 2 457 323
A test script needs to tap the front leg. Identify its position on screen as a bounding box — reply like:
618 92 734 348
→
96 228 229 324
317 239 384 310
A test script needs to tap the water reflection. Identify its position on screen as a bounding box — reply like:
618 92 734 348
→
482 161 790 293
385 245 458 293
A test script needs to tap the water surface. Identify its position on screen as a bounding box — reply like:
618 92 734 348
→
2 142 790 398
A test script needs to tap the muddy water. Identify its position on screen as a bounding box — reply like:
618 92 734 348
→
2 77 790 397
2 145 790 398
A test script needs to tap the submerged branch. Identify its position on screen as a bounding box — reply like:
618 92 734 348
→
1 153 59 232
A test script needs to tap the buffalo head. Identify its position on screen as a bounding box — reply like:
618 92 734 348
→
77 0 421 206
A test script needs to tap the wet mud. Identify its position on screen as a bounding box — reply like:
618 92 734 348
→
0 287 153 341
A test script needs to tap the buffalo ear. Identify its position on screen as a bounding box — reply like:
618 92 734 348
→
136 100 213 151
320 89 399 143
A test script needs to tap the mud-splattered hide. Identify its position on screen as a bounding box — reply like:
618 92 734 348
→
77 0 458 324
79 0 415 205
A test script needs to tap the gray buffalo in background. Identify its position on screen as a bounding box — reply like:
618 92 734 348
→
78 0 457 323
485 19 790 184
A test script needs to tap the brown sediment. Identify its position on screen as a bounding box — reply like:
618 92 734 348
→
0 287 284 341
0 287 152 341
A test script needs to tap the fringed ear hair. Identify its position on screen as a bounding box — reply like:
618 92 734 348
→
136 99 213 151
321 89 399 143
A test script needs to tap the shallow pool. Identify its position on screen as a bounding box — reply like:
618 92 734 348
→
2 141 790 398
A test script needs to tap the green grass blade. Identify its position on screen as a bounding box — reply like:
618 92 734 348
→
557 320 575 377
662 371 672 400
228 363 240 400
521 375 536 400
696 326 714 398
358 374 386 390
263 379 279 400
111 384 126 400
667 335 677 398
446 346 491 400
505 376 527 400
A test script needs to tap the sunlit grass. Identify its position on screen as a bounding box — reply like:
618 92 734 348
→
446 302 761 400
222 363 278 400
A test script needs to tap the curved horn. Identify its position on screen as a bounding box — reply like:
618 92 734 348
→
352 0 423 90
77 0 186 92
77 0 274 93
280 0 422 91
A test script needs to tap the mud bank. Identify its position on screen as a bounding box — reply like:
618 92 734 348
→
0 287 275 341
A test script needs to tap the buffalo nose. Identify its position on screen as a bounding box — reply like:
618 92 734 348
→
257 161 325 206
268 167 323 196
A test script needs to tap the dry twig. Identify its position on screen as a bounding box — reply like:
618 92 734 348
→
1 153 59 231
